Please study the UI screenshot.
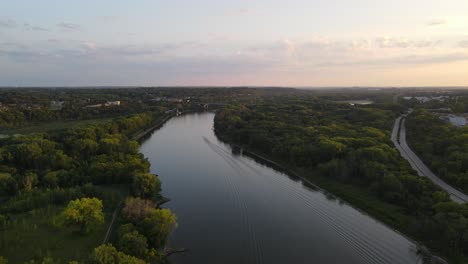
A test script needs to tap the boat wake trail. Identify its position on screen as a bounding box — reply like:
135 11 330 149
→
203 137 264 264
202 137 413 264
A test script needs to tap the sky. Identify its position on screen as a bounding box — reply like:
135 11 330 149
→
1 0 468 87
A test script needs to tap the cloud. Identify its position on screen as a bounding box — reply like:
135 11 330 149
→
31 26 48 31
376 37 410 48
314 53 468 68
23 23 48 31
383 53 468 65
57 22 81 31
83 42 97 50
83 44 178 57
0 19 16 29
414 39 442 48
427 19 447 26
0 49 43 61
225 8 254 16
1 42 22 47
460 40 468 48
2 36 467 86
0 20 48 31
375 36 440 48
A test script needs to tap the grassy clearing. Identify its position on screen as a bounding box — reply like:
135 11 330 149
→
0 118 113 135
0 185 129 263
0 205 111 263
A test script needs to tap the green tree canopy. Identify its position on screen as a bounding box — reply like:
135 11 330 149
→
117 230 148 259
132 173 161 199
0 172 17 196
142 208 177 249
61 197 104 234
91 244 145 264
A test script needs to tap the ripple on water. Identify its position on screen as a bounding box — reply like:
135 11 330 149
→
140 112 421 264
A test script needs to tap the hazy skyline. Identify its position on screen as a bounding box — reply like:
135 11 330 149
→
1 0 468 86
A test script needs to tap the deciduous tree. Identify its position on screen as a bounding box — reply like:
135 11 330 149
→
61 197 104 234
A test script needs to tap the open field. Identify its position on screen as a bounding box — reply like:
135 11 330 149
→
0 118 113 135
0 205 111 263
0 184 129 263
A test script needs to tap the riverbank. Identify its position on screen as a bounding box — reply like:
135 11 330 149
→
132 112 176 141
142 112 426 263
223 141 449 264
0 111 180 263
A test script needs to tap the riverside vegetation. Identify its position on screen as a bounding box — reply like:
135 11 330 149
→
214 96 468 263
406 110 468 194
2 87 468 263
0 111 177 263
0 87 275 262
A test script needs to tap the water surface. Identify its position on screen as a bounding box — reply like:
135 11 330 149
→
140 112 421 264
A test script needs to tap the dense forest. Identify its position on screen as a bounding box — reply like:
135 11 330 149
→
214 96 468 262
406 110 468 193
2 87 468 263
0 87 399 128
0 87 258 128
0 111 177 263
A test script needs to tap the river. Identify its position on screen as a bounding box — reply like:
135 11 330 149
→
140 112 421 264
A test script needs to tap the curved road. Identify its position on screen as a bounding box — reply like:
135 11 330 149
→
391 115 468 203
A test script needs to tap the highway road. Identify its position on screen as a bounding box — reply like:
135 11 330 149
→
391 115 468 203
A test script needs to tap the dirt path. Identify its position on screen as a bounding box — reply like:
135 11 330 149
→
102 201 123 244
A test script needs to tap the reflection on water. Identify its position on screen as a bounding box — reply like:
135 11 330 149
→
140 112 421 264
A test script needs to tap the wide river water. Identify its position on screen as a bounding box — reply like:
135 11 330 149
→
140 112 421 264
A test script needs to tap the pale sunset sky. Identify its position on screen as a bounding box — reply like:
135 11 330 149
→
1 0 468 86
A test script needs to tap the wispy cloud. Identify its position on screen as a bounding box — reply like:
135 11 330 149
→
1 35 467 86
0 19 16 29
460 40 468 48
225 8 254 16
0 49 43 61
57 22 81 31
31 26 48 31
23 23 48 31
376 36 441 48
391 53 468 64
426 19 447 26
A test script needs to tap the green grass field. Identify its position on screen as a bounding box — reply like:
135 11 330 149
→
0 118 113 135
0 206 112 263
0 185 129 263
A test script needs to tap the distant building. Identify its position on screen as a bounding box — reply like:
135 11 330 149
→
151 97 165 102
167 98 183 103
151 97 182 103
105 101 121 106
85 101 121 108
50 101 65 111
84 104 102 108
448 116 467 127
439 115 468 127
403 96 449 103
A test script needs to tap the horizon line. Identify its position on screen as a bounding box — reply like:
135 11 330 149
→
1 86 468 89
